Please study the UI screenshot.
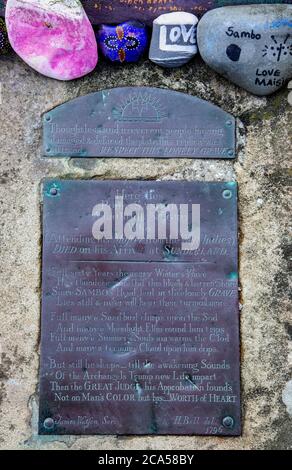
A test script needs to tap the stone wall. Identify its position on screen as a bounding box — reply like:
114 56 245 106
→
0 52 291 449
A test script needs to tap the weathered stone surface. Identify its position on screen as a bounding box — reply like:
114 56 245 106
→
97 21 148 63
5 0 98 80
0 44 291 449
282 381 292 417
149 12 198 68
198 5 292 96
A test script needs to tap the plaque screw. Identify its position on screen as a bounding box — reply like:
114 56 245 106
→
46 147 51 153
222 416 235 429
227 149 234 157
43 417 55 430
45 114 52 122
226 120 232 126
222 189 232 200
50 187 58 196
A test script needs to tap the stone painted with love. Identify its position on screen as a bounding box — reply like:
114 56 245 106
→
5 0 98 80
149 12 198 68
197 5 292 96
97 21 148 63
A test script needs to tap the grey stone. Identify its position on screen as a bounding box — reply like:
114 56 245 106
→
149 12 198 68
197 5 292 96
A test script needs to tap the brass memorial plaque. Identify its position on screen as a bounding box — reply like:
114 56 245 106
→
39 180 241 435
43 88 236 159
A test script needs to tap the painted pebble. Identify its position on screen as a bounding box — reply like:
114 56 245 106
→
0 17 10 54
97 21 148 63
5 0 98 80
149 12 198 68
197 5 292 96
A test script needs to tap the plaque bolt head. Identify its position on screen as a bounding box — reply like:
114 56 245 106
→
50 187 58 196
222 189 232 200
227 149 234 157
45 114 52 122
226 120 232 127
43 417 55 430
222 416 235 429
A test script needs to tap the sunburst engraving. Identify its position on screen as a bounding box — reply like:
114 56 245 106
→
112 92 168 122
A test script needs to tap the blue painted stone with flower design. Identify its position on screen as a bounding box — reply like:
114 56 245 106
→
97 21 148 63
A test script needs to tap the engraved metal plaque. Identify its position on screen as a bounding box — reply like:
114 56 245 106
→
0 1 290 25
43 88 236 159
39 180 241 436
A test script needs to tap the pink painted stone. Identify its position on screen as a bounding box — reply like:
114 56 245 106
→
6 0 98 80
